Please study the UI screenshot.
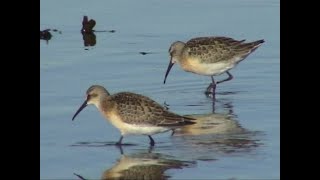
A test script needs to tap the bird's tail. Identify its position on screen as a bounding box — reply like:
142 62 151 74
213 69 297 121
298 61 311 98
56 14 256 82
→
238 39 265 53
235 39 265 60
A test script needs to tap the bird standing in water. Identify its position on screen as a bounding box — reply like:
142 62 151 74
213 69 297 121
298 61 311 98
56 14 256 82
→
72 85 195 146
163 36 264 95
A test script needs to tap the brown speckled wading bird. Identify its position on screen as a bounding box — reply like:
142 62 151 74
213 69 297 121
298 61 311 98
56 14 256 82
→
163 36 264 95
72 85 195 146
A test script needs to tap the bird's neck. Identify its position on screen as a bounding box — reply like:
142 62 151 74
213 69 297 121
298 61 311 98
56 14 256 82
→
97 96 114 114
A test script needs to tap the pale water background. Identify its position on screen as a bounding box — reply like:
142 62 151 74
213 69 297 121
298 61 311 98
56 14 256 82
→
40 0 279 179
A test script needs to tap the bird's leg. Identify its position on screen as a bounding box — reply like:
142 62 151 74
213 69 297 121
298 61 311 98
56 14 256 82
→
73 173 87 180
212 98 216 113
115 136 124 146
217 71 233 84
148 145 154 153
148 135 155 146
117 145 124 155
171 129 175 136
205 76 216 95
163 101 170 110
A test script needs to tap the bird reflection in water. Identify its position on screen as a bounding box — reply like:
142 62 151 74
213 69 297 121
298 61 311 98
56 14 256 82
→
169 99 262 157
103 147 195 180
82 31 97 50
81 15 116 50
81 16 97 50
74 146 195 180
174 101 242 136
40 29 52 43
40 28 62 44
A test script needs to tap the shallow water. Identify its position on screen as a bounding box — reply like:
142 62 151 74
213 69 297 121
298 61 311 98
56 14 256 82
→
40 0 280 179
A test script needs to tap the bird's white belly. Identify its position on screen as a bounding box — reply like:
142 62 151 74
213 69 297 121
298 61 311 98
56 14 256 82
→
182 56 242 76
187 61 235 76
103 111 171 136
121 123 171 136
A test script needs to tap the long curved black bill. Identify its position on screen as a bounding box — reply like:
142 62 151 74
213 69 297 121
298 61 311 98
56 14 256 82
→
163 59 174 84
72 100 88 121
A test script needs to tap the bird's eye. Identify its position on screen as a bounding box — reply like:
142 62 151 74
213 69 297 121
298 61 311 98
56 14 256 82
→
90 93 98 98
86 95 91 100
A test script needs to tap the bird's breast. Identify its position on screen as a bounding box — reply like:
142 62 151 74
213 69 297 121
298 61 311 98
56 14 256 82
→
99 110 126 130
101 110 170 136
180 57 234 76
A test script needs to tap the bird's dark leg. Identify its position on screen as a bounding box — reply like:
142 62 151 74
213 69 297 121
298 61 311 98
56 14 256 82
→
212 98 216 113
171 129 175 136
115 136 124 146
163 101 170 110
117 145 124 155
217 71 233 84
205 76 216 97
148 135 155 146
203 76 217 109
148 145 154 153
73 173 87 180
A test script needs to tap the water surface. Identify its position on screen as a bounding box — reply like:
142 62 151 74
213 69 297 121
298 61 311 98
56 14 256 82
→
40 0 280 179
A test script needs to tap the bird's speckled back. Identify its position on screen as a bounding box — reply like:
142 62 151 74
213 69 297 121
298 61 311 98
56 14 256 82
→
107 92 195 126
183 36 264 64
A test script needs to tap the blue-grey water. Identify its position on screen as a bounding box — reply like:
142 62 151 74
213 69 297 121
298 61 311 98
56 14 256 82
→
40 0 279 179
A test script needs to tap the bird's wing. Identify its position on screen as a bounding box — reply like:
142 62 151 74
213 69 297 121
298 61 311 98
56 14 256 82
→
111 92 195 127
185 36 246 63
